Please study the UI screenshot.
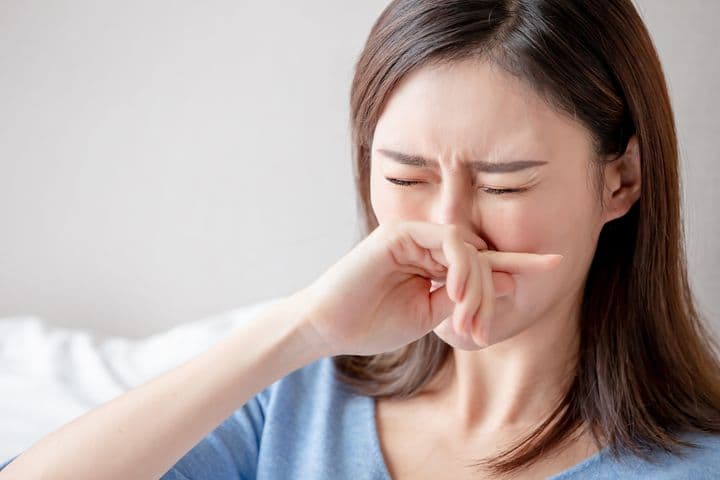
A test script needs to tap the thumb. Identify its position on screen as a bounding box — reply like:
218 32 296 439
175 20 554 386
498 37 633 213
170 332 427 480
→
428 284 455 327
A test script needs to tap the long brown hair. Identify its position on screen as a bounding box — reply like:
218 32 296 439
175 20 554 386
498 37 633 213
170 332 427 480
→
333 0 720 476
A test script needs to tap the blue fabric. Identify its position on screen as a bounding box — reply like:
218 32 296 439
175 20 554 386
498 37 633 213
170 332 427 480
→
1 356 719 478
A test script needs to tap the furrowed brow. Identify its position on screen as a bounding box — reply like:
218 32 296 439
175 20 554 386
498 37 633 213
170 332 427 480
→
376 148 547 173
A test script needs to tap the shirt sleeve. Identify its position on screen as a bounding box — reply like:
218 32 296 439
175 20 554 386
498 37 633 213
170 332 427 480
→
160 389 269 480
0 389 269 480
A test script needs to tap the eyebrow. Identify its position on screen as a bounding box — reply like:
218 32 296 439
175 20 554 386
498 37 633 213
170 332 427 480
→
376 148 548 174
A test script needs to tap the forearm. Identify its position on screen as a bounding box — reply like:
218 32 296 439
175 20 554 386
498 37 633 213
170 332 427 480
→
0 294 326 480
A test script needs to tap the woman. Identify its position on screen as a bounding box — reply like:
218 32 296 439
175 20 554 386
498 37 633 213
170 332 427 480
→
1 0 719 478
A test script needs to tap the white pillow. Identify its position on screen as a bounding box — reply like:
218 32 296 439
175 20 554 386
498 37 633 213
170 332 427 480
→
0 295 286 460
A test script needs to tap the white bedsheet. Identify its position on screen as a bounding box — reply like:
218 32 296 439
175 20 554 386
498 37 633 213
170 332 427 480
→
0 296 286 460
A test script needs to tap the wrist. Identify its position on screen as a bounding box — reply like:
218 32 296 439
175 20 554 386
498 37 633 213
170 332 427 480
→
281 289 338 359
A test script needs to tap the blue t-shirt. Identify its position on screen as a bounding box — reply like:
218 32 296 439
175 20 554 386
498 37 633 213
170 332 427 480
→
1 356 719 478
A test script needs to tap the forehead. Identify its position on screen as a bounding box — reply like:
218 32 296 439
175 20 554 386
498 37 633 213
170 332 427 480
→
372 59 592 163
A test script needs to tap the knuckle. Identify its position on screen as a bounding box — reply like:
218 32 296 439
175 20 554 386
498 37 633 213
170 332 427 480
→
380 221 416 263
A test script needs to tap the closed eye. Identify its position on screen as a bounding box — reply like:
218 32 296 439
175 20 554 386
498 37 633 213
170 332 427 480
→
384 177 527 195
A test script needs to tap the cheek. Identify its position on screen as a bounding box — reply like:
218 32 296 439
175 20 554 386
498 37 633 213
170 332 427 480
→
481 202 558 255
370 175 421 224
481 190 601 312
369 172 389 222
482 185 599 259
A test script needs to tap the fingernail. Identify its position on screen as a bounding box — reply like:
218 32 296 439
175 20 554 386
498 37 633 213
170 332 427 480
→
545 254 564 267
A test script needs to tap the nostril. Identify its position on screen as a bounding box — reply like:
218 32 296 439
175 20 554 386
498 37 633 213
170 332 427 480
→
471 235 491 251
466 232 497 250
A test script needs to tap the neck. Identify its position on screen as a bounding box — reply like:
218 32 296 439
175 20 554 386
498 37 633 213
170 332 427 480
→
429 292 582 440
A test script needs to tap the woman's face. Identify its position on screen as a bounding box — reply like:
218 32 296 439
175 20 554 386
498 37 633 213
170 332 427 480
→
369 59 609 350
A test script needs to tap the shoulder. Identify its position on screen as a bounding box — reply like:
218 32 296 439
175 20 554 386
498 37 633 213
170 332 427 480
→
604 431 720 479
257 356 359 420
252 357 384 478
264 356 343 401
660 431 720 473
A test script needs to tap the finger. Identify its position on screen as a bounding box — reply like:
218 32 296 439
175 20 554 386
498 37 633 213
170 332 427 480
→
429 259 515 296
455 244 482 335
387 220 561 281
398 221 488 257
485 251 563 274
394 219 562 273
471 254 495 345
428 282 455 328
424 246 561 276
442 229 472 304
385 221 482 280
430 250 563 274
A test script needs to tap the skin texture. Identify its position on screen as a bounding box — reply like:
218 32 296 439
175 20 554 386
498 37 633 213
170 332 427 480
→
369 59 641 436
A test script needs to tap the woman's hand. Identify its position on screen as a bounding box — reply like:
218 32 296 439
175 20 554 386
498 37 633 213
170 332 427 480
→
295 220 563 357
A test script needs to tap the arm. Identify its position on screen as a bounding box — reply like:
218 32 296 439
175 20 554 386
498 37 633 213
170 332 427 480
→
0 294 327 480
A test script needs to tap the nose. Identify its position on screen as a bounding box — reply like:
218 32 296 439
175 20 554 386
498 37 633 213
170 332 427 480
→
431 175 488 251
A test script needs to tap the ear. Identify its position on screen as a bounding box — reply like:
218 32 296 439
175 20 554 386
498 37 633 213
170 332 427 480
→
602 135 641 224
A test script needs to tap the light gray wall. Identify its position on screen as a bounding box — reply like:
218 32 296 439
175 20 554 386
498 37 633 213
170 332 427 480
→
633 0 720 336
1 1 718 337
